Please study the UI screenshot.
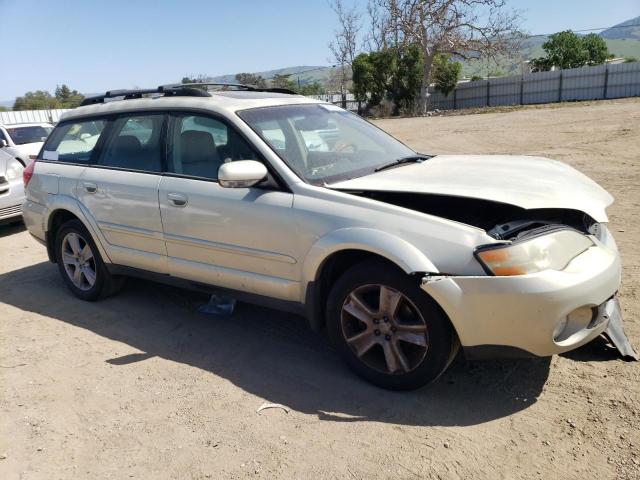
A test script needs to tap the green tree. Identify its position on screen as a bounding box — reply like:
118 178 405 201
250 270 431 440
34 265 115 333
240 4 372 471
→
430 54 462 97
394 44 424 113
0 106 8 112
235 73 267 88
368 49 395 105
581 33 610 66
270 74 297 91
13 91 60 110
298 82 324 95
531 31 611 71
352 53 374 103
181 75 207 84
55 84 84 108
541 31 588 69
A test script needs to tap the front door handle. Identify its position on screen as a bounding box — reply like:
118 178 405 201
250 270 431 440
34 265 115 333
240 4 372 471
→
82 182 97 193
167 193 188 207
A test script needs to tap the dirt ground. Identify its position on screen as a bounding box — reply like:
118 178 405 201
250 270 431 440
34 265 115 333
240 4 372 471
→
1 98 639 480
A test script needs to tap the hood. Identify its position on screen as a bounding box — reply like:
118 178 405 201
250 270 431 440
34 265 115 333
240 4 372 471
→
329 155 613 222
0 149 12 174
11 142 44 157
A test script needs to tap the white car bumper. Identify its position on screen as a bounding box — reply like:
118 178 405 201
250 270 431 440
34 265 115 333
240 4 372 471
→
0 178 25 221
422 238 622 358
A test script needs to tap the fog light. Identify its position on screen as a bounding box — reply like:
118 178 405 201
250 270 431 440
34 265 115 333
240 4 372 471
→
553 317 569 341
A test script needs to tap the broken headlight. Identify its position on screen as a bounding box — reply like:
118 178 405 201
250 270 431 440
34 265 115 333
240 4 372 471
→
475 229 594 276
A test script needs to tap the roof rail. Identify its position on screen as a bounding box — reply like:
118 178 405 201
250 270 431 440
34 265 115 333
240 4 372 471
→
79 85 212 106
79 82 298 107
164 82 298 95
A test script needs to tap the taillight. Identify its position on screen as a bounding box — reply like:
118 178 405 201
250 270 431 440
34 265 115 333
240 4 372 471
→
23 160 36 187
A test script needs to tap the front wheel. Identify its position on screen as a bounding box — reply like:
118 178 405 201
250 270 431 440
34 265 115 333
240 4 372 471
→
327 261 457 390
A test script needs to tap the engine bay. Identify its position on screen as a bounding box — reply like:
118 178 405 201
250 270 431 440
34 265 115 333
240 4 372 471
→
342 190 598 240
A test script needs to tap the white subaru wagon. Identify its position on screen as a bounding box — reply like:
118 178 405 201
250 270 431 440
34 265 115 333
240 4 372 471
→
22 84 637 389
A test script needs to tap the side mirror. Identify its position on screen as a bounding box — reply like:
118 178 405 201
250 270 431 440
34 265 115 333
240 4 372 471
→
218 160 268 188
0 139 7 148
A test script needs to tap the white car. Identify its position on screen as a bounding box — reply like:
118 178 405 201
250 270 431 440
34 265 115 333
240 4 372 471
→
0 122 53 164
21 84 637 389
0 148 25 223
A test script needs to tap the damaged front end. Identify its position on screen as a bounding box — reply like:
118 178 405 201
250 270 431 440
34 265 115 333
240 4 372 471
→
345 190 638 361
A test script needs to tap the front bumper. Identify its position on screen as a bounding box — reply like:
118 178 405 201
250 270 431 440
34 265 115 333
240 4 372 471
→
421 240 622 358
0 179 25 221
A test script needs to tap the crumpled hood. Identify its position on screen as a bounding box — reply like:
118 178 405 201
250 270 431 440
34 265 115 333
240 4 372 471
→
329 155 613 222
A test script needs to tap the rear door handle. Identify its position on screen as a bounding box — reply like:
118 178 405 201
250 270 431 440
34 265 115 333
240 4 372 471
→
167 193 188 207
82 182 97 193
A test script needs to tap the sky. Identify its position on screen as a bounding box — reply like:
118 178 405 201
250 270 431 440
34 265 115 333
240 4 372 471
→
0 0 638 100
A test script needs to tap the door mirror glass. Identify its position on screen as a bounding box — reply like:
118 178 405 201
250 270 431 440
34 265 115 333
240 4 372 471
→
0 139 7 148
218 160 267 188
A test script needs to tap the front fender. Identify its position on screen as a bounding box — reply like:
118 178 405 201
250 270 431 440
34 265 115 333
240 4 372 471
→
300 227 438 302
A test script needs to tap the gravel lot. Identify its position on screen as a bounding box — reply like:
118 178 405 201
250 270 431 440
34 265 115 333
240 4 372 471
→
1 98 639 480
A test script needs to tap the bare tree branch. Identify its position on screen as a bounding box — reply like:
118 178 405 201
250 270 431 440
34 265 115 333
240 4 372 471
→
329 0 363 101
363 0 522 113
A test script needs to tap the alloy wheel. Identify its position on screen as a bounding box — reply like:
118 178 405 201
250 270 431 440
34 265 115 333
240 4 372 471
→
340 284 429 375
61 232 97 291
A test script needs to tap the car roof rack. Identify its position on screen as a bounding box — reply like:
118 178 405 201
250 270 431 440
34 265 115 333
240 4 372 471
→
80 82 297 106
171 82 298 95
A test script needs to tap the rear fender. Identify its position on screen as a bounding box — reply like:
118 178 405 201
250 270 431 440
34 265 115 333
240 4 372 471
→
45 195 112 264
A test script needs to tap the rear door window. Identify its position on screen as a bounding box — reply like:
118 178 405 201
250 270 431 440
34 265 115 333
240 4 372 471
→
41 120 107 163
99 114 165 172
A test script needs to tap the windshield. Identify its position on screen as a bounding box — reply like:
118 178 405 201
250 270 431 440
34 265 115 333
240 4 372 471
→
238 104 416 184
7 125 53 145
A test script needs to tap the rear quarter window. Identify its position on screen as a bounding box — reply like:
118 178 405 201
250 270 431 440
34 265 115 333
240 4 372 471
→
41 119 107 164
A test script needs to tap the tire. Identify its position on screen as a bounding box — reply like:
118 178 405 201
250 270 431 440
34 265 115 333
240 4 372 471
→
54 219 124 301
326 260 456 390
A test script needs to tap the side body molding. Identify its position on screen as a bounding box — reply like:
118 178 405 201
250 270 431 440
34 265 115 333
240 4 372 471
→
300 227 439 302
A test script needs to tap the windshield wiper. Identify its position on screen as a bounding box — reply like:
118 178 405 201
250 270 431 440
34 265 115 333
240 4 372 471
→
374 154 432 172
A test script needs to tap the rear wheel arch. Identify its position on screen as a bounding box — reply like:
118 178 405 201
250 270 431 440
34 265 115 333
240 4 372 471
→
46 209 109 264
47 210 82 262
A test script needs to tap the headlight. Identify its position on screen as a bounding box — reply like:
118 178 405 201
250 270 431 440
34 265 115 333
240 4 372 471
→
475 229 594 276
5 158 24 181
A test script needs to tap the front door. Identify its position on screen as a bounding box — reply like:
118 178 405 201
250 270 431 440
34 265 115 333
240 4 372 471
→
158 113 301 301
76 113 167 273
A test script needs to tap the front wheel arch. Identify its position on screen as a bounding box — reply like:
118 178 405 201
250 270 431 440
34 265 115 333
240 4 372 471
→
305 248 427 333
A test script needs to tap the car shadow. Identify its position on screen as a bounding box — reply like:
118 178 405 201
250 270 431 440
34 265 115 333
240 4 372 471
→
0 220 25 237
560 336 622 362
0 261 552 427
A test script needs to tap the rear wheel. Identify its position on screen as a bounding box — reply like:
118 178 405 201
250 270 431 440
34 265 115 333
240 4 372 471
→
327 261 456 390
54 219 123 301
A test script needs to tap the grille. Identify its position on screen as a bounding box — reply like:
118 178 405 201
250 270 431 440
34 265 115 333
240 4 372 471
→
0 203 22 218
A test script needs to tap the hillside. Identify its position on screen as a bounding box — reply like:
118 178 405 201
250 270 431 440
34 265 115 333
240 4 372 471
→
205 17 640 87
207 65 342 87
600 16 640 40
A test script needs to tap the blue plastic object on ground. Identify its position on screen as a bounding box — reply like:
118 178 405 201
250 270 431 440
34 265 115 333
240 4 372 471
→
198 293 237 315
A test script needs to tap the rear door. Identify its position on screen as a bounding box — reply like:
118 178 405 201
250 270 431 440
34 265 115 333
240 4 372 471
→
76 113 168 273
158 112 301 301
